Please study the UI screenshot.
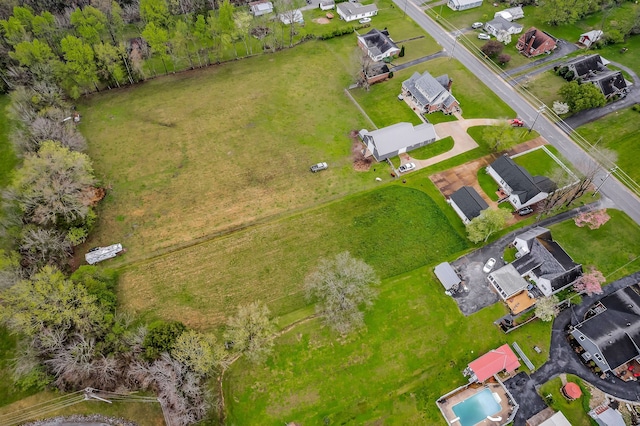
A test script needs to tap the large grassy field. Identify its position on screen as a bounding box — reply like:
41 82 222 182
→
224 266 553 425
119 184 469 328
576 107 640 184
80 38 384 261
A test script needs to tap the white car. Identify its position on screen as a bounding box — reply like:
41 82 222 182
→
359 17 371 24
310 162 328 172
483 258 496 273
398 162 415 173
471 22 483 29
478 33 490 40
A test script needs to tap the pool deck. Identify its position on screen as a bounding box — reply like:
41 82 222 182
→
437 380 516 426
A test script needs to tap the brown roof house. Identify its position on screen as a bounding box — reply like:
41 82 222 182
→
401 71 460 115
516 27 557 57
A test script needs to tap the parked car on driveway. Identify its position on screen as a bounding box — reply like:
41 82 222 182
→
483 258 496 273
478 33 490 40
310 162 328 172
359 17 371 24
398 162 416 173
518 206 534 216
472 22 483 29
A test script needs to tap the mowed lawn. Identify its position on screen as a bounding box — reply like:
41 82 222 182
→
119 185 469 328
577 107 640 184
80 38 381 261
550 209 640 282
224 266 553 425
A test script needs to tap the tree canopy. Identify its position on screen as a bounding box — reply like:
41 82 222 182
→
466 208 512 243
559 81 607 112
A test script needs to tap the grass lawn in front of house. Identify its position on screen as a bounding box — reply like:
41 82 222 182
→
461 34 531 70
118 185 469 329
576 107 640 184
512 145 573 178
410 136 455 160
538 375 593 426
224 265 552 425
466 125 540 151
425 112 458 124
550 209 640 282
477 167 499 201
522 70 566 108
0 390 165 425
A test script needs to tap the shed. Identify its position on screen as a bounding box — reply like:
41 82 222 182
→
434 262 461 291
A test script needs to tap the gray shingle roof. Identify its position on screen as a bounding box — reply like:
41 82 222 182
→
575 284 640 370
590 71 627 97
487 15 522 32
450 186 488 220
360 122 437 159
337 2 378 17
490 155 556 204
565 54 604 78
358 29 399 59
402 71 454 108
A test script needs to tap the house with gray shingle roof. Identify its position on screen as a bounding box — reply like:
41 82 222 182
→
447 0 482 11
449 186 489 224
484 16 523 38
359 122 438 161
401 71 460 115
571 283 640 373
336 2 378 22
511 227 582 296
357 29 400 62
564 55 629 99
486 155 556 209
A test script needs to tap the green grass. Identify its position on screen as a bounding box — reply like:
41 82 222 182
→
410 136 454 160
550 209 640 282
425 112 458 124
538 375 594 426
0 328 38 408
0 95 17 188
466 125 540 151
477 167 499 201
351 76 423 128
0 390 165 425
513 146 569 178
523 70 566 108
225 265 552 424
577 107 640 184
118 185 470 328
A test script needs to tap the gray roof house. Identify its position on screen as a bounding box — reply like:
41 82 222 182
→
589 405 626 426
494 6 524 21
484 16 523 38
447 0 483 11
486 155 556 209
319 0 335 10
279 9 304 24
448 186 489 224
579 30 603 48
336 2 378 22
357 29 400 62
564 54 629 99
488 264 530 300
401 71 460 115
571 283 640 373
359 122 437 161
511 227 582 297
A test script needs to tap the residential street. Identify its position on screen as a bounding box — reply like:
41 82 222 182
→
392 0 640 226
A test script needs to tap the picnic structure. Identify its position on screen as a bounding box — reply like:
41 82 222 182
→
85 243 124 265
464 344 521 382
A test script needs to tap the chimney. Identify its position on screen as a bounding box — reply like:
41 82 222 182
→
527 33 536 54
447 78 453 92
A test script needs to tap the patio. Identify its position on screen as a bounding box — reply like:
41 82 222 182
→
437 380 516 426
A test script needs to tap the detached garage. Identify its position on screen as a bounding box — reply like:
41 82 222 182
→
434 262 461 293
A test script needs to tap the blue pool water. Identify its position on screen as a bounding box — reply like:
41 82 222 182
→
452 388 501 426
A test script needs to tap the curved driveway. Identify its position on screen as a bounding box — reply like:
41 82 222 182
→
394 0 640 226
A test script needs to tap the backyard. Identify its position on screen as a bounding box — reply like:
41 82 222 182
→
538 375 593 426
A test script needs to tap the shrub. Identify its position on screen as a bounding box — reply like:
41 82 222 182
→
143 320 187 360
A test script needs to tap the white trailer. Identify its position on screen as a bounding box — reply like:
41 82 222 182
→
85 243 123 265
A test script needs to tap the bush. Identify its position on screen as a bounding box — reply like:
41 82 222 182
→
71 266 119 312
632 103 640 112
143 320 187 360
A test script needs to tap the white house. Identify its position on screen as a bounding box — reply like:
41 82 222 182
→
336 2 378 22
484 16 523 38
578 30 603 48
319 0 335 10
357 29 400 62
448 186 489 224
486 155 556 210
249 0 273 16
359 122 438 161
494 6 524 21
447 0 483 11
279 9 304 24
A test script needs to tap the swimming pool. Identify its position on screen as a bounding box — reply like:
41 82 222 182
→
451 388 501 426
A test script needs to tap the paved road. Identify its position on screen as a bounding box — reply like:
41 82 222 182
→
394 0 640 226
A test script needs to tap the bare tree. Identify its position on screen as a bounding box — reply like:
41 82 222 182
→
304 251 380 335
351 47 376 91
563 148 617 207
223 301 276 364
19 227 72 273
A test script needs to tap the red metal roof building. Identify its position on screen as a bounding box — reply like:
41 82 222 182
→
466 344 521 382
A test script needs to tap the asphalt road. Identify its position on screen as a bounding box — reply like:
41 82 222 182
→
392 0 640 225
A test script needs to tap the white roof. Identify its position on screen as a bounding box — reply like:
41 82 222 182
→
488 264 529 299
85 244 123 265
360 122 437 159
337 2 378 17
255 2 272 11
539 412 571 426
434 262 461 290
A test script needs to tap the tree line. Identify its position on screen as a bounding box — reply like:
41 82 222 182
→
0 0 319 97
